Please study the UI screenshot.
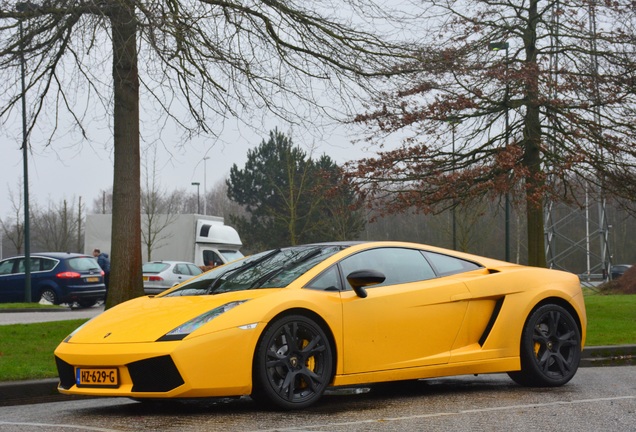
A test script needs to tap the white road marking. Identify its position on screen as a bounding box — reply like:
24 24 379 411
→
250 395 636 431
0 421 123 431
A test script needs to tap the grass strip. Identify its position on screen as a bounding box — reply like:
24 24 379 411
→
0 319 87 381
584 294 636 346
0 303 65 310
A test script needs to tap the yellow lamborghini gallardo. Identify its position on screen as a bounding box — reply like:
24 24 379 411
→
54 241 586 410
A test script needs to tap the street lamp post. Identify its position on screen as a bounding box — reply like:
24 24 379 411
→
203 156 209 215
191 182 200 214
489 41 511 262
17 1 36 302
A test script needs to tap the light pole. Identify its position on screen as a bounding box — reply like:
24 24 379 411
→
17 1 36 302
489 41 511 262
203 156 209 215
191 182 200 214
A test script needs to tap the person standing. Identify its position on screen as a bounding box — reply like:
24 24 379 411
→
93 248 111 293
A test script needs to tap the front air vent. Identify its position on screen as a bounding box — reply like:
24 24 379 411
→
55 356 76 390
127 355 184 392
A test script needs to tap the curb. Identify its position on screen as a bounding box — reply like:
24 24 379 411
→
1 345 633 407
0 379 80 407
579 344 636 367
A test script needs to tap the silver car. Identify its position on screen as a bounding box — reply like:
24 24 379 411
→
142 261 203 294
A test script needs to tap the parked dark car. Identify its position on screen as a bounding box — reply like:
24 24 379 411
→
611 264 632 280
0 252 106 307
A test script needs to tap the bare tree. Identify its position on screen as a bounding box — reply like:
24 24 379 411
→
0 183 25 254
76 196 83 252
32 197 83 252
204 180 246 220
348 0 636 266
91 189 113 215
141 148 179 261
0 0 416 306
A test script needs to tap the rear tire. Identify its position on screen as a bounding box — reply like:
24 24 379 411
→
39 288 58 305
252 315 333 410
508 304 581 387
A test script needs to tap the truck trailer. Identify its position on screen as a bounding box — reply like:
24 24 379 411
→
84 214 243 268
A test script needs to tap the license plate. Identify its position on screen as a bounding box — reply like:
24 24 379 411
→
85 277 99 283
76 368 119 388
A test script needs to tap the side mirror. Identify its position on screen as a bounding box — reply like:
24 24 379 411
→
346 269 386 298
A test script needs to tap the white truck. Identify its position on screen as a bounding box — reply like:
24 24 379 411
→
84 214 244 267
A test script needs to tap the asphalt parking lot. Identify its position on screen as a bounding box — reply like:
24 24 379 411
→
0 367 635 432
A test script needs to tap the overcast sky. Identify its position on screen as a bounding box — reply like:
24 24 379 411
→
2 115 380 220
0 0 413 222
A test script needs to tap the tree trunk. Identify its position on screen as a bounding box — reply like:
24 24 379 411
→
523 0 546 268
526 191 546 267
106 2 144 308
524 102 546 268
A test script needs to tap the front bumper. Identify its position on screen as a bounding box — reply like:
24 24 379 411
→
54 324 263 399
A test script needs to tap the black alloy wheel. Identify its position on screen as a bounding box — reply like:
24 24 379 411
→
508 304 581 387
253 315 333 410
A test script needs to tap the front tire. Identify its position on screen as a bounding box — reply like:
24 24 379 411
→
508 304 581 387
252 315 333 410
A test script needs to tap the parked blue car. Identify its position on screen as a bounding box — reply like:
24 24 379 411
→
0 252 106 307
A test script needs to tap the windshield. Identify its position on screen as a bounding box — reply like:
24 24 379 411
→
68 257 102 272
163 245 345 297
142 262 170 273
219 250 244 262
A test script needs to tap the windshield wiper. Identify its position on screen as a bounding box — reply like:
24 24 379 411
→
206 248 281 295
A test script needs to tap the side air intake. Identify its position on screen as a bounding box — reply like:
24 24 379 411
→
478 297 505 346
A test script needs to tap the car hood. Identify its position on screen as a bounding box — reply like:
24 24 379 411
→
67 292 267 344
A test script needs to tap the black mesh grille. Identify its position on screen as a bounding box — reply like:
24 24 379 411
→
128 355 185 392
55 356 76 390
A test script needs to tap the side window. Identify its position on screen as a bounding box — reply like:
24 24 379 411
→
203 250 224 267
339 248 437 290
424 251 482 277
306 266 341 291
40 258 56 271
188 264 202 275
16 258 53 273
0 259 16 275
174 264 186 275
29 258 41 272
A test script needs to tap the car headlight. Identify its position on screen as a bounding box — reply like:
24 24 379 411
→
63 319 92 343
157 300 248 341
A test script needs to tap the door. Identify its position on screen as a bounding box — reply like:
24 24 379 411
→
339 247 471 374
0 258 24 302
